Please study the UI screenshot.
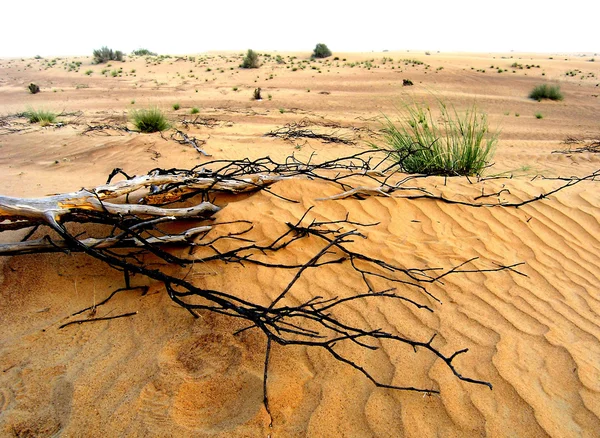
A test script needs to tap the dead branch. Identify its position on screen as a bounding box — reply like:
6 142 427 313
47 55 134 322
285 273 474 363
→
165 129 211 156
265 121 356 145
58 311 138 329
2 151 598 424
81 124 136 136
553 139 600 154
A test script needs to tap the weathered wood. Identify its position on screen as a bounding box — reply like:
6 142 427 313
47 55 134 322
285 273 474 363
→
0 225 211 256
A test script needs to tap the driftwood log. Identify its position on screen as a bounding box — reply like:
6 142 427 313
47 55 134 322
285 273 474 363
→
1 151 598 424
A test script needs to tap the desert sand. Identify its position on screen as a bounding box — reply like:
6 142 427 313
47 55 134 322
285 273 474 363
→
0 50 599 437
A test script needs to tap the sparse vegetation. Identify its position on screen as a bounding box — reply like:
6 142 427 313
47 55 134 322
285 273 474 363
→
253 87 262 100
377 101 497 176
312 43 332 59
241 49 260 69
25 108 56 126
130 108 170 133
402 79 414 86
28 83 40 94
131 48 157 56
172 103 181 111
93 46 124 64
535 112 544 119
529 84 564 101
190 107 200 114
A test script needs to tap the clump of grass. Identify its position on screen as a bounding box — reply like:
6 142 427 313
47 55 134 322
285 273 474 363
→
172 102 180 110
535 112 543 119
377 100 498 176
529 84 564 101
190 107 200 114
130 108 170 133
25 107 56 126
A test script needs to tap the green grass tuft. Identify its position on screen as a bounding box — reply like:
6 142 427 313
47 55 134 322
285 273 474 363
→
172 103 180 111
376 100 498 176
529 84 563 101
25 107 56 126
130 108 170 133
190 107 200 114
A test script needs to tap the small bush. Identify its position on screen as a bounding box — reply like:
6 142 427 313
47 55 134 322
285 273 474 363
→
402 79 414 86
312 43 332 59
377 100 497 176
93 46 124 64
529 84 563 101
28 83 40 94
130 108 170 133
535 112 543 119
253 87 262 100
241 49 260 69
26 108 56 126
172 103 180 111
190 107 200 114
131 48 157 56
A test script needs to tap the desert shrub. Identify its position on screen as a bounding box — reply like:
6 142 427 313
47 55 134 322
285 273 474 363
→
25 108 56 126
131 48 157 56
535 112 544 119
377 101 497 176
241 49 260 69
172 103 180 110
93 46 124 64
28 83 40 94
312 43 332 59
130 108 170 133
402 79 413 86
190 107 200 114
529 84 563 101
253 87 262 100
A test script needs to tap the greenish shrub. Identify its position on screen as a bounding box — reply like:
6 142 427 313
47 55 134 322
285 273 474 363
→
529 84 563 101
130 108 170 132
131 48 156 56
85 69 93 75
535 112 543 119
241 49 260 69
377 101 498 176
93 46 124 64
25 107 56 126
312 43 332 59
190 107 199 114
172 103 180 110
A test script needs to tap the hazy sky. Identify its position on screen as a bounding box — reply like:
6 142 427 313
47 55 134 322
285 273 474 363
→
2 0 598 57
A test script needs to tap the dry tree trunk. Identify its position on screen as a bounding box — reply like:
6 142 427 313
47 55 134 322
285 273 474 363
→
1 152 597 424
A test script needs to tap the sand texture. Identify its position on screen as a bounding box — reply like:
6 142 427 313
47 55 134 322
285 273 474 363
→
0 51 599 437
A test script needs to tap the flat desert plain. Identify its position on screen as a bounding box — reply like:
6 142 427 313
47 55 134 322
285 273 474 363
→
0 50 599 437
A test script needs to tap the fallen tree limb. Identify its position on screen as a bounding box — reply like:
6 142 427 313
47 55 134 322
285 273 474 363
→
2 151 597 425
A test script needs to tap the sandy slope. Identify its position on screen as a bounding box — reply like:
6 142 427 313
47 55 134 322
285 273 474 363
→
0 50 599 437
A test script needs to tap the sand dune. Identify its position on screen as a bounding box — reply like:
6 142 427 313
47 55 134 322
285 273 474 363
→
1 50 599 437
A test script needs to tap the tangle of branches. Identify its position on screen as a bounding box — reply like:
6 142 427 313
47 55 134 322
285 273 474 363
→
1 151 598 422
